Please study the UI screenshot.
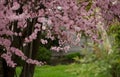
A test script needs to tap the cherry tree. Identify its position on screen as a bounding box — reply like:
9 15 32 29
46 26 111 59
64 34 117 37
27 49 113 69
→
0 0 120 77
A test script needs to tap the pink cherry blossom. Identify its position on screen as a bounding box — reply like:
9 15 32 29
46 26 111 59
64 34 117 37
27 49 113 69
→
11 2 20 10
0 0 120 68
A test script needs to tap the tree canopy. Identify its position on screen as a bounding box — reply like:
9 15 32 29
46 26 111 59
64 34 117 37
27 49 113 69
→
0 0 120 67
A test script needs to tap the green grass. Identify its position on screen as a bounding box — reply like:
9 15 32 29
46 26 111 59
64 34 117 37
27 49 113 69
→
34 65 77 77
16 65 78 77
16 64 112 77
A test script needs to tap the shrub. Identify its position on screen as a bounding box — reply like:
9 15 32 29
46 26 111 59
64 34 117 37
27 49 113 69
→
37 46 51 64
67 49 120 77
66 54 112 77
65 52 83 61
109 51 120 77
108 21 120 77
66 61 112 77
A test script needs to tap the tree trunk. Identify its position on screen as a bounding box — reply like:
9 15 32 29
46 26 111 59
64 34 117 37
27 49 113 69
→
4 21 21 77
0 58 15 77
20 18 40 77
0 58 4 77
3 64 15 77
0 49 15 77
20 38 40 77
20 63 35 77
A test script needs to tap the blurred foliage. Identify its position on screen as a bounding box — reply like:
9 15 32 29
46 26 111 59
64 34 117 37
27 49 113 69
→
108 21 120 77
65 21 120 77
66 52 112 77
72 52 120 77
65 52 83 61
108 20 120 47
37 46 52 64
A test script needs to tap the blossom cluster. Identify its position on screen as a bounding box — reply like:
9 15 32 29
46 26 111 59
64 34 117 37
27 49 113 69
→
0 0 120 67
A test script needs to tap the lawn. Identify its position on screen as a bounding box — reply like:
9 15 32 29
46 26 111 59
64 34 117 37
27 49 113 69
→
16 63 112 77
16 64 78 77
34 65 77 77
